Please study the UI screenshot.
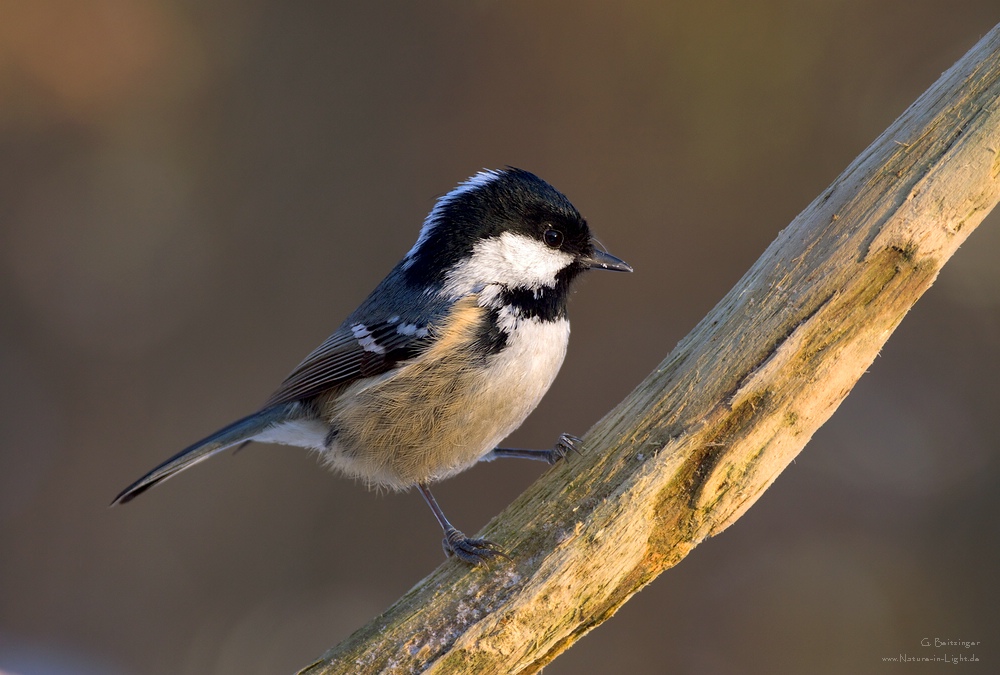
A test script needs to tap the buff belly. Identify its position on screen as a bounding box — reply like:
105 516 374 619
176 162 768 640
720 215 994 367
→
317 297 570 490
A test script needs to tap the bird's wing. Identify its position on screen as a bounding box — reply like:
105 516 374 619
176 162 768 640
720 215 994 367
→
263 317 434 407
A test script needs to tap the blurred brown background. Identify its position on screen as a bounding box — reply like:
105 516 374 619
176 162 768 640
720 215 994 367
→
1 2 999 674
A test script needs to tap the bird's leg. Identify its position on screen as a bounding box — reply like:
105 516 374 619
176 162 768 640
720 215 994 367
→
417 483 508 565
480 433 583 465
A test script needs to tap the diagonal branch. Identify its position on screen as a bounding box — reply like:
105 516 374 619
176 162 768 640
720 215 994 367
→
300 22 1000 675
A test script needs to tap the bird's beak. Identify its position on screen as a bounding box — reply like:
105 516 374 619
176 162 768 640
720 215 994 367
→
582 248 633 273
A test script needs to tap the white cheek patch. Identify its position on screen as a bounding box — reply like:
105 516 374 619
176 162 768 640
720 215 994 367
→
441 232 574 298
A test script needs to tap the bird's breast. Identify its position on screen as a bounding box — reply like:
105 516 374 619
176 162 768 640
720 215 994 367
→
319 295 570 489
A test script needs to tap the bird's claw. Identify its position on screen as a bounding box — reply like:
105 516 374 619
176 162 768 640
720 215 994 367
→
547 433 584 464
442 528 509 565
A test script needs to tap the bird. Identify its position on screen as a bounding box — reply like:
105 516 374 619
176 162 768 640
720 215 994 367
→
112 167 631 564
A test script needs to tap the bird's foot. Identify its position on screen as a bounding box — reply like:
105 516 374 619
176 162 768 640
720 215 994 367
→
442 527 509 565
546 433 584 464
484 433 585 465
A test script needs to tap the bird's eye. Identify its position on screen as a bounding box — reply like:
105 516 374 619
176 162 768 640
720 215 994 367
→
543 228 564 248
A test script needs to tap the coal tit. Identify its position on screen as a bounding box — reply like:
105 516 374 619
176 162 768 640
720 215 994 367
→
112 167 631 564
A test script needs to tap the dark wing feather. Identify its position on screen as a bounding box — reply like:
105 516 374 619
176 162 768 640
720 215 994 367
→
263 319 432 407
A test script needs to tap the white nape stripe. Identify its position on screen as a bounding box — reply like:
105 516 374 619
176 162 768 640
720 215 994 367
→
402 169 503 268
351 323 385 354
440 231 574 299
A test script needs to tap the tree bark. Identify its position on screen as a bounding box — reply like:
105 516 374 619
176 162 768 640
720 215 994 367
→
300 22 1000 675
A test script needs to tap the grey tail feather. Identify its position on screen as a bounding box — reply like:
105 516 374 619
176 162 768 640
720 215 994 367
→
111 402 304 506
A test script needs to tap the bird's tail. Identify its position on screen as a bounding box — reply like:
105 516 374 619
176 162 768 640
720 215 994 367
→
111 402 304 505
